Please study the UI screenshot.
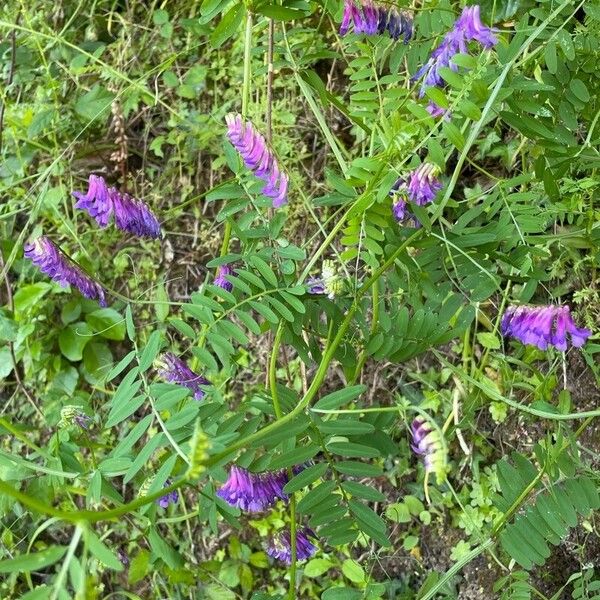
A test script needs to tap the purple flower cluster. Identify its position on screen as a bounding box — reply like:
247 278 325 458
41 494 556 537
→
73 174 161 239
414 5 497 115
157 353 210 400
216 465 296 512
410 417 445 475
339 0 413 42
391 163 442 227
157 480 179 509
214 265 234 292
501 305 591 351
216 463 318 560
267 527 317 564
225 114 288 208
24 237 107 306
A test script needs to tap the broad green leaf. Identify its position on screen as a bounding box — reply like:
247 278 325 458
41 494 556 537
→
327 441 379 458
74 85 115 122
342 559 365 583
283 462 328 493
87 530 124 571
304 558 333 577
210 3 245 48
138 330 162 371
313 385 366 411
58 322 94 361
86 308 126 340
0 546 67 573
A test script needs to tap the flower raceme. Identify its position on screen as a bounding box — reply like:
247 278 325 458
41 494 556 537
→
225 114 288 208
407 163 443 205
73 174 161 239
156 353 211 401
306 260 343 299
391 163 442 227
267 527 317 564
339 0 413 42
216 465 288 512
216 464 305 513
501 305 591 351
410 417 447 481
24 237 107 306
414 5 497 114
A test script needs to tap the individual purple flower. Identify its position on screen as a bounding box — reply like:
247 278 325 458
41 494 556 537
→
157 480 179 509
306 276 327 295
410 416 446 476
156 353 210 400
24 237 107 306
267 527 317 564
225 114 288 208
456 5 498 48
391 197 419 228
426 101 450 120
214 265 234 292
501 305 591 351
339 0 413 42
414 5 497 97
74 413 93 429
73 174 161 239
58 405 93 429
216 465 287 512
117 549 129 567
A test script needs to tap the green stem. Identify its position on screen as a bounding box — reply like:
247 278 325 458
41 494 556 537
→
419 540 495 600
219 10 253 261
268 322 297 597
288 495 298 599
282 25 348 173
241 11 253 120
351 279 379 384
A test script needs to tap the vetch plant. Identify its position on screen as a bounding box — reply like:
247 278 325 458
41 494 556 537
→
1 1 599 599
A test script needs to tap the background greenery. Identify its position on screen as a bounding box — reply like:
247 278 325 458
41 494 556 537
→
0 0 599 598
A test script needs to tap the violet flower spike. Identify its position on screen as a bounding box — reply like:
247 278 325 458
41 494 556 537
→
157 480 179 509
501 305 591 352
414 5 497 97
390 183 420 228
112 189 161 239
157 353 210 400
73 174 161 239
410 416 446 477
225 113 288 208
214 265 234 292
339 0 413 42
267 527 317 564
24 237 107 306
216 465 288 512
